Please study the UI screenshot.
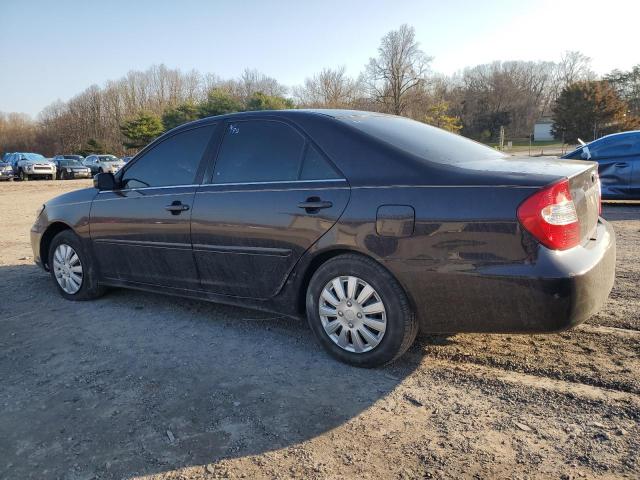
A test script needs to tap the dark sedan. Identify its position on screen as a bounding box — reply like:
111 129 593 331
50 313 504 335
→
30 110 615 367
562 130 640 199
53 158 92 180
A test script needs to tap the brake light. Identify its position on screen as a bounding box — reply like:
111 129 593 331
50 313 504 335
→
517 179 580 250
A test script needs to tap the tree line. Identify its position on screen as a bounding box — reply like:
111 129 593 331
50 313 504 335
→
1 24 639 156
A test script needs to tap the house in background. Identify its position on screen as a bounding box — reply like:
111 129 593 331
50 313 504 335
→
533 117 555 141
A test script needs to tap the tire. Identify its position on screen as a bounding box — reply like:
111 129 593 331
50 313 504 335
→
306 254 418 368
48 230 106 301
19 169 28 181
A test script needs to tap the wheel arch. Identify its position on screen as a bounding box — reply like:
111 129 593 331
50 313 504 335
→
295 247 417 318
40 222 73 270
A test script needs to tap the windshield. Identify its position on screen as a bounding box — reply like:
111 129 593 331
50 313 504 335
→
59 160 83 166
63 155 83 161
21 153 46 162
337 113 505 165
98 155 119 162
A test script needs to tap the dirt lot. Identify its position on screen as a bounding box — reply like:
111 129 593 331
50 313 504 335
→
0 180 638 480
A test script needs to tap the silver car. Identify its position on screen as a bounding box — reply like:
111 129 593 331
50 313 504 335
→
8 153 56 181
83 155 125 175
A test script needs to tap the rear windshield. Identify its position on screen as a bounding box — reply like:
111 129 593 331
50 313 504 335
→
337 114 505 165
98 155 118 162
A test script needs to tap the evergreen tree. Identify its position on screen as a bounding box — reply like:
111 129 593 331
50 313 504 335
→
120 112 164 149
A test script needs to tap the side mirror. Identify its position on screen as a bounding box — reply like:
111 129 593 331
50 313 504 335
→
93 172 116 191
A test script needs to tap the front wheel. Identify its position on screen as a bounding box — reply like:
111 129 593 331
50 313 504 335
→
48 230 106 301
306 254 418 367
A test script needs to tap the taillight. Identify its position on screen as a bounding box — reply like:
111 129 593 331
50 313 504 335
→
517 179 580 250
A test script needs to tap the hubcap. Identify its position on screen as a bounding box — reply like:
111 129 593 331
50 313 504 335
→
53 244 83 294
319 276 387 353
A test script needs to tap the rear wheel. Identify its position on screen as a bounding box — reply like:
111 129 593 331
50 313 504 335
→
306 254 417 367
48 230 106 301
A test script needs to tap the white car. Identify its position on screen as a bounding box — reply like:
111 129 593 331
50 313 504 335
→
83 155 125 175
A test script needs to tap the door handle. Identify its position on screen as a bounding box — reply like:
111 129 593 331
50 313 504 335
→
613 162 629 167
298 197 333 213
165 201 190 215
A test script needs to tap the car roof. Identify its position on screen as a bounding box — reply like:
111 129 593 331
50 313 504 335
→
169 109 391 131
590 130 640 144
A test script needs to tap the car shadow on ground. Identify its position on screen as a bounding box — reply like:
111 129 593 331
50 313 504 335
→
0 264 423 479
602 202 640 221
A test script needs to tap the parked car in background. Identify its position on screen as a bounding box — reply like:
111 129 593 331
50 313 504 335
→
31 110 615 367
53 158 92 180
0 158 14 181
83 155 125 175
7 153 56 181
562 130 640 199
54 154 85 163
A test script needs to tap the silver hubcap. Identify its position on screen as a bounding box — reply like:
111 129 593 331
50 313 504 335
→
53 244 83 294
319 276 387 353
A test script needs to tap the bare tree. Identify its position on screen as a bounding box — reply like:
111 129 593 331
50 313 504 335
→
364 24 431 115
557 51 595 86
236 68 287 99
294 66 360 107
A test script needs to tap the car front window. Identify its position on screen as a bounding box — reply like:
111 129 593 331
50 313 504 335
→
122 125 215 189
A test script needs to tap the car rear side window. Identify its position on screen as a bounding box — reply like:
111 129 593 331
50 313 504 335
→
338 114 505 165
212 120 305 183
122 125 214 188
300 144 340 180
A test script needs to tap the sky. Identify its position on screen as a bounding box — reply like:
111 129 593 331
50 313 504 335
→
1 0 638 117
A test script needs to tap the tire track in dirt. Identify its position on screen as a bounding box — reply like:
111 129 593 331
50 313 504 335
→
420 347 640 395
423 357 640 405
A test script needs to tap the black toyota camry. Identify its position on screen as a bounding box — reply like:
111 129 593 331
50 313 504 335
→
31 110 615 367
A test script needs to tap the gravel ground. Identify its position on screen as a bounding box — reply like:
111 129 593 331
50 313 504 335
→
0 180 638 480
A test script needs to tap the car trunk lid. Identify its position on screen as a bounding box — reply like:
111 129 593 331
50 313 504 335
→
457 156 600 245
567 162 600 244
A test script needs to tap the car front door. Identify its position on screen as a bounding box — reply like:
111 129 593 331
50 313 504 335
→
90 123 217 290
190 118 350 299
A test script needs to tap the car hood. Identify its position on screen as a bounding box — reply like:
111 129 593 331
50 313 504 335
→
21 160 54 166
45 187 97 208
0 162 11 167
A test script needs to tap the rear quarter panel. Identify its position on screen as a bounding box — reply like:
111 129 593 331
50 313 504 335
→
305 184 544 332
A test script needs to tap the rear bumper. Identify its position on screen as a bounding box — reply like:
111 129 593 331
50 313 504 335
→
390 218 616 333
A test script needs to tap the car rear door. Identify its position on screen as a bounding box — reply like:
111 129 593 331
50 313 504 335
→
190 118 350 299
625 136 640 198
90 124 217 290
590 136 634 197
